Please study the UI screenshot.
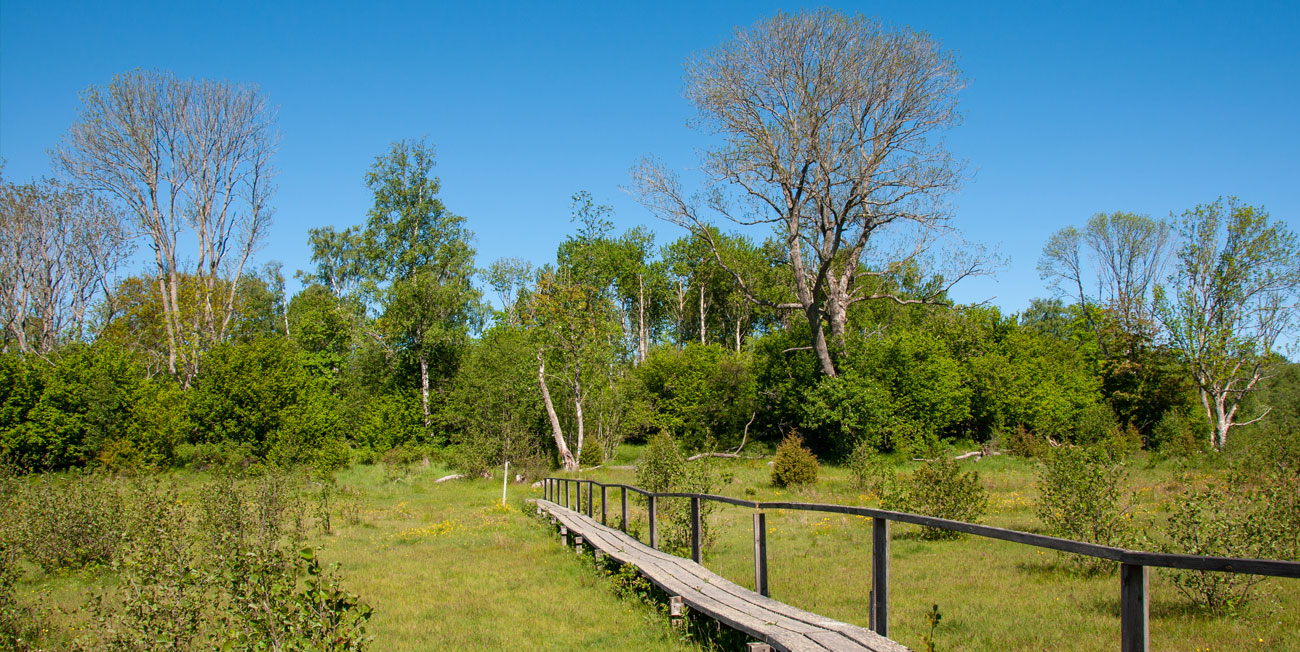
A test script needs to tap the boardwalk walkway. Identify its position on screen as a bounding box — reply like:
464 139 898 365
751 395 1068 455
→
535 498 909 652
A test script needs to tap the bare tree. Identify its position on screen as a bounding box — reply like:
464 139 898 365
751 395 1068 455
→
1039 211 1171 352
1156 198 1300 452
0 175 132 357
632 10 985 376
56 69 277 382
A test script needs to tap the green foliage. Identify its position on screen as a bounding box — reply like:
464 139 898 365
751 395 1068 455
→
1162 478 1288 613
629 343 756 452
890 457 988 540
188 337 340 462
636 432 686 494
920 604 943 652
771 433 819 488
10 472 127 572
1035 446 1131 572
0 343 144 470
846 438 888 492
446 326 547 476
634 432 719 557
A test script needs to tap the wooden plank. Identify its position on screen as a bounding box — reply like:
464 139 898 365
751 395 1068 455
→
538 500 907 652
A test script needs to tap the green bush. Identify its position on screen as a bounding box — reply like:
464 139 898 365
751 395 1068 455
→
771 433 819 488
846 438 888 493
1003 425 1047 458
1035 446 1131 572
14 472 127 572
636 432 686 493
634 432 717 558
891 457 988 540
1162 480 1283 613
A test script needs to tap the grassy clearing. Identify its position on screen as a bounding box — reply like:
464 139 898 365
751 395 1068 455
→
8 464 702 652
9 452 1296 651
561 453 1299 652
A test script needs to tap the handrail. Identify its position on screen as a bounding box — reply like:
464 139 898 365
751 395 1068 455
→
542 476 1300 652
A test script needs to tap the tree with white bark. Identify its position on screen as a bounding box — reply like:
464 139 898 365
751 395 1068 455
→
632 10 987 377
361 139 480 431
1156 198 1300 452
56 69 277 382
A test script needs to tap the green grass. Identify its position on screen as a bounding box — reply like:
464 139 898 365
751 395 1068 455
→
563 452 1299 652
10 452 1296 652
8 464 702 652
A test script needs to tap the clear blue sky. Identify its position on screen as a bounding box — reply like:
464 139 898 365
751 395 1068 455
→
3 0 1297 314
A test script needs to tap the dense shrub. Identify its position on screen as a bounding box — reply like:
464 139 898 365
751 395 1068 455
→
888 457 988 540
629 343 757 452
14 472 127 572
771 433 819 487
1036 446 1131 572
636 431 686 493
1162 478 1288 613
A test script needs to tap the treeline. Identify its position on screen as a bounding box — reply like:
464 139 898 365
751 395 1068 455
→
4 15 1300 476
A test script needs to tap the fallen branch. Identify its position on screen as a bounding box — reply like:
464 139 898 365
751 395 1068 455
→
911 450 1004 463
686 452 741 462
434 473 465 483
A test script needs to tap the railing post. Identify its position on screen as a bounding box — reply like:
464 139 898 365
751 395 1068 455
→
690 496 702 563
601 485 607 525
1121 563 1149 652
620 487 628 532
753 512 768 596
586 481 593 518
648 495 658 549
871 517 890 637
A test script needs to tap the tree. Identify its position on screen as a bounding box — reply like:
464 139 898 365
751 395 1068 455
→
57 70 277 382
528 267 619 470
360 139 480 429
1156 198 1300 451
0 176 132 357
633 10 986 377
1039 211 1171 352
486 257 533 328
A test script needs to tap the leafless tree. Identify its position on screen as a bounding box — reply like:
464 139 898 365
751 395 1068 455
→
0 175 132 358
56 69 277 382
632 10 986 376
1039 211 1171 353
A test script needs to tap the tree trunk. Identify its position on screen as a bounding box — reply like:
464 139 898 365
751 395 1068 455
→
419 352 431 429
699 283 707 345
572 360 585 464
538 350 577 470
638 274 647 363
734 316 742 352
806 305 837 376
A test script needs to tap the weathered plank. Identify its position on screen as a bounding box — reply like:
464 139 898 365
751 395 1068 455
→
537 499 908 652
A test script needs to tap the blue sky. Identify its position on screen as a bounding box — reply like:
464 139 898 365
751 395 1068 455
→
2 1 1297 314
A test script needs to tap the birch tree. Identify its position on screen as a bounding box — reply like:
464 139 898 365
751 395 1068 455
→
632 10 986 377
1157 198 1300 451
57 69 277 382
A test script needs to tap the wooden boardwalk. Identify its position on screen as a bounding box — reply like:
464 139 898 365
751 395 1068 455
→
535 498 909 652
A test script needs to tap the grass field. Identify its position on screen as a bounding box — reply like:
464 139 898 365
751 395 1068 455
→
555 451 1299 652
8 451 1297 651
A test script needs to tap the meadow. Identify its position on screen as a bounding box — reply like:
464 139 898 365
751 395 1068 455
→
3 449 1296 652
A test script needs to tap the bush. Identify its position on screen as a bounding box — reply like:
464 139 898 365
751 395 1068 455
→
1163 480 1283 613
14 472 127 572
846 438 888 493
1149 409 1202 456
634 432 718 558
636 432 686 493
1003 425 1047 458
1036 446 1131 572
890 457 988 540
771 433 819 487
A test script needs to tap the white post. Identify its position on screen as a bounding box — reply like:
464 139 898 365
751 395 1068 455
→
502 461 510 505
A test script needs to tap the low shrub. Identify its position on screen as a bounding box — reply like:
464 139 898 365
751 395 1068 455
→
1003 425 1047 458
635 432 718 558
846 438 888 493
1162 479 1282 613
1035 446 1131 572
771 433 819 488
888 457 988 540
15 472 127 572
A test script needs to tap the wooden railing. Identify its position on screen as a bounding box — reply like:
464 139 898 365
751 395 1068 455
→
542 476 1300 652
